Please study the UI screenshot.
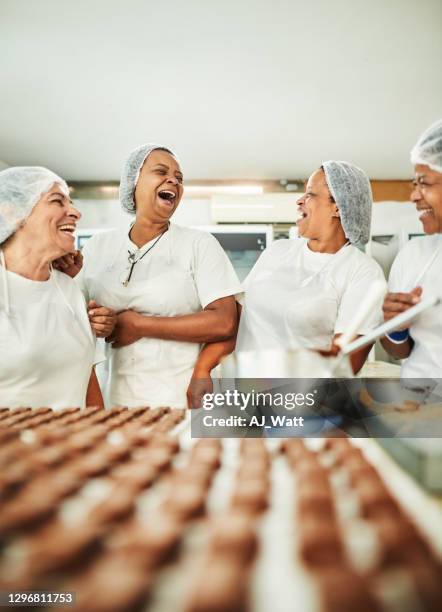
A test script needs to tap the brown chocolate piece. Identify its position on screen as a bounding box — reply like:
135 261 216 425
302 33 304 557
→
98 441 132 464
231 480 268 514
88 487 136 525
315 567 381 612
323 438 351 452
150 433 180 454
333 445 365 468
72 452 111 478
0 491 56 536
346 463 382 488
0 460 31 499
173 464 214 489
356 480 400 520
185 556 249 612
297 483 335 519
166 482 206 520
112 514 182 567
237 463 270 484
111 462 157 491
298 519 345 566
67 553 152 612
375 515 433 567
191 445 221 470
409 562 442 612
133 446 172 472
209 512 258 564
24 521 103 576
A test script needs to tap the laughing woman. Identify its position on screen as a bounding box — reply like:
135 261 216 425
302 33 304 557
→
0 167 109 409
381 120 442 377
188 161 387 402
76 144 242 408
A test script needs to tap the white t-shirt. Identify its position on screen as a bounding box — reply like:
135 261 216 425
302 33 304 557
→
77 223 242 408
0 268 97 409
388 234 442 378
236 238 386 352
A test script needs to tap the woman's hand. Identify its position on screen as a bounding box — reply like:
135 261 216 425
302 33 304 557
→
106 310 143 348
187 367 213 409
53 250 83 277
382 287 422 330
88 300 117 338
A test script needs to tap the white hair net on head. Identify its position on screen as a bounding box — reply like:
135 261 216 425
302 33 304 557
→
322 161 373 245
410 119 442 174
119 143 178 214
0 166 69 245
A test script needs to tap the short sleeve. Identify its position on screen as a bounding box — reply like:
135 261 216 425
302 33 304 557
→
334 260 387 335
193 234 243 308
74 238 95 302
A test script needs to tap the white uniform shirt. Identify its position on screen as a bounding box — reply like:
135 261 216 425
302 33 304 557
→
236 238 386 352
77 223 242 408
388 234 442 378
0 267 96 409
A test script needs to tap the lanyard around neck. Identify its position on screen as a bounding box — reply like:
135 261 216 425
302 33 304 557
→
123 225 168 287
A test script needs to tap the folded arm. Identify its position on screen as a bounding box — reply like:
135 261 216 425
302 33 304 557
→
108 296 238 348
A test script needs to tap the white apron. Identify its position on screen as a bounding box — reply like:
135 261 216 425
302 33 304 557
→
0 251 95 409
237 243 350 352
85 232 202 408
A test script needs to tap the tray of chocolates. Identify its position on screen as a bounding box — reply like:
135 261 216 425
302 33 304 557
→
0 407 441 611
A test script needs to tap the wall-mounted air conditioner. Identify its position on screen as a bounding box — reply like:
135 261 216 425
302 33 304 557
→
211 193 301 223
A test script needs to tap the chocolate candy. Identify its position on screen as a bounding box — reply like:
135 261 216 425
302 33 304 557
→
111 514 182 567
209 512 258 564
23 521 103 576
88 486 136 525
315 567 381 612
185 556 249 612
356 480 400 520
67 553 152 612
409 562 442 612
375 515 433 567
0 491 56 536
111 462 157 491
231 480 268 514
166 482 206 521
298 519 345 566
297 483 335 520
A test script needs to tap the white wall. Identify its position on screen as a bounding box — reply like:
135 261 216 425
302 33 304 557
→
74 197 212 231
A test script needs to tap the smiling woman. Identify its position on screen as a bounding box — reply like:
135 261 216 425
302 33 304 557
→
74 144 242 408
0 166 105 409
382 119 442 376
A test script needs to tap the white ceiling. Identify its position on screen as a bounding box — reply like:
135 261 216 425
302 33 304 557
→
1 0 441 181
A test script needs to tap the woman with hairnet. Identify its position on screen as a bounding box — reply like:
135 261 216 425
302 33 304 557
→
189 161 386 390
381 120 442 377
0 167 114 409
75 144 242 408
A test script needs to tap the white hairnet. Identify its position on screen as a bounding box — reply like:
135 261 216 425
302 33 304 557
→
322 161 372 245
410 119 442 174
119 143 178 214
0 166 69 245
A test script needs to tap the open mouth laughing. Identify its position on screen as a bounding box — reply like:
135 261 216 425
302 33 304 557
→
58 223 76 237
417 207 433 221
157 189 177 206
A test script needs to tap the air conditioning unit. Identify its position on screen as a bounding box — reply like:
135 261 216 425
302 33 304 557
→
211 193 301 223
